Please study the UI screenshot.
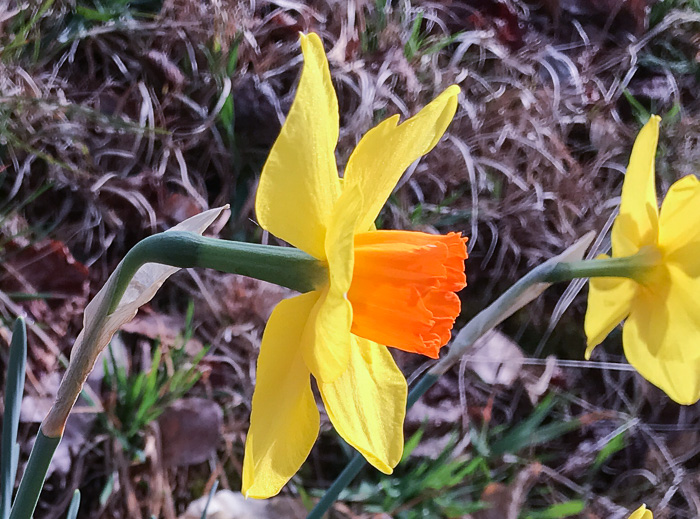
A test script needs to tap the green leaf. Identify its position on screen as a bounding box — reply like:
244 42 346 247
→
75 5 115 21
592 431 626 471
65 490 81 519
623 90 651 126
490 394 555 455
1 318 27 519
404 11 424 59
525 500 585 519
400 428 424 463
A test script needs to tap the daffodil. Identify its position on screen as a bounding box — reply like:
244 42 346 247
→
585 115 700 405
242 33 466 498
628 504 653 519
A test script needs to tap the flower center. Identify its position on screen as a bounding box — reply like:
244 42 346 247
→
347 230 468 358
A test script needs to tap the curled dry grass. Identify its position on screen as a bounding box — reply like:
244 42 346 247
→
1 0 700 517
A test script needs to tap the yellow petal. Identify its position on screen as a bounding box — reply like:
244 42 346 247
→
301 185 362 382
611 115 661 257
628 505 653 519
622 264 700 404
243 292 321 498
319 335 407 473
584 254 636 358
255 33 340 258
301 287 352 383
343 85 460 231
659 174 700 266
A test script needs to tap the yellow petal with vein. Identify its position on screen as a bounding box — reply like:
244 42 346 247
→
659 174 700 266
343 85 460 232
584 254 636 358
243 292 321 498
319 336 407 473
255 33 340 258
622 264 700 404
301 186 361 382
611 115 660 257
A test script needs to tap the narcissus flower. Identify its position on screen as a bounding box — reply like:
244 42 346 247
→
585 115 700 405
243 33 466 498
628 505 653 519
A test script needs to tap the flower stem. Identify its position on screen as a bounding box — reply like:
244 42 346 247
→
8 432 60 519
111 231 326 313
543 247 660 284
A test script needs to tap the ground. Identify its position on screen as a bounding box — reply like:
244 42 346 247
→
1 0 700 518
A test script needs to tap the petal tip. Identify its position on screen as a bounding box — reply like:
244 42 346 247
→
443 84 461 98
300 32 324 52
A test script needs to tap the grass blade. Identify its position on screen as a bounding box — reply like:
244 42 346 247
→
65 490 80 519
1 318 27 519
200 480 219 519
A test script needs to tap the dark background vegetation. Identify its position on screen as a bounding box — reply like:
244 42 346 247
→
1 0 700 517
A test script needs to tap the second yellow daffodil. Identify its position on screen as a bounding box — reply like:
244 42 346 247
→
585 115 700 405
243 33 466 497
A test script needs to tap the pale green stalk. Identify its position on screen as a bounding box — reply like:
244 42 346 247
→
7 433 60 519
1 318 27 519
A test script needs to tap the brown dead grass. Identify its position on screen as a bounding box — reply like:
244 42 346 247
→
2 0 700 517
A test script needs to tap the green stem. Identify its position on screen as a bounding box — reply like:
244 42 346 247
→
8 432 60 519
543 248 659 284
110 232 326 313
1 318 27 519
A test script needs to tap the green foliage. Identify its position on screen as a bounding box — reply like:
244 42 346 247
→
0 0 55 62
100 303 208 455
404 11 462 60
340 431 490 518
360 0 388 53
331 392 594 518
649 0 700 27
73 0 162 23
486 395 584 457
640 2 700 83
203 33 242 154
592 431 627 472
622 91 682 129
404 11 425 60
524 500 585 519
1 318 27 519
66 490 81 519
1 0 164 62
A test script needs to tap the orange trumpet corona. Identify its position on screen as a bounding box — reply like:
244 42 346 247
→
348 230 468 358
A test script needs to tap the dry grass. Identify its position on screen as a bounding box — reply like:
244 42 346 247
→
2 0 700 517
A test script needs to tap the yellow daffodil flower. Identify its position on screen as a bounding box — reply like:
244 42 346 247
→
242 33 466 498
628 504 653 519
585 115 700 405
